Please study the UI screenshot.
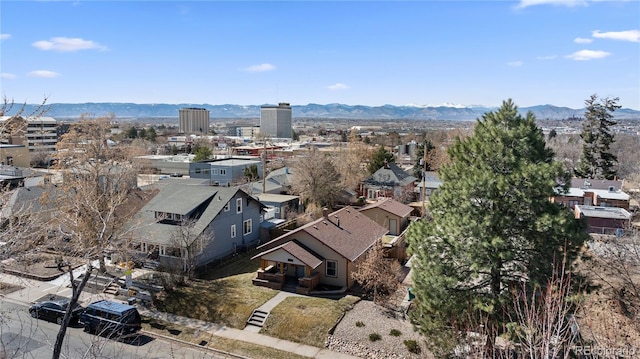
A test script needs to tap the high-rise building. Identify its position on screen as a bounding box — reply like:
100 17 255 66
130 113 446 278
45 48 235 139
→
179 107 210 134
260 103 292 139
0 116 58 154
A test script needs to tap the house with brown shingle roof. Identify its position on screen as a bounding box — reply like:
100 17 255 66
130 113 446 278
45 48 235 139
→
251 206 388 294
359 197 414 261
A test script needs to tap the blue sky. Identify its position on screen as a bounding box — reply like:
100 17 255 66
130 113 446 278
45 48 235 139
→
1 0 639 109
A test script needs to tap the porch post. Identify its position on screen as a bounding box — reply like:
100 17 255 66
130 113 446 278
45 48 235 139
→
260 259 266 270
279 262 284 273
305 266 310 277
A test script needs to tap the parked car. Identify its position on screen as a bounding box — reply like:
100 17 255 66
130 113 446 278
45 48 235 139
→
79 300 142 338
29 299 84 325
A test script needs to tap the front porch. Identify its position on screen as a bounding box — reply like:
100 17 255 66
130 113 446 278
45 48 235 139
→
252 260 321 294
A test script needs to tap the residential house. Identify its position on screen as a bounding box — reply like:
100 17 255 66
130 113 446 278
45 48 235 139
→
414 171 442 202
574 205 632 235
359 197 414 260
360 162 417 203
244 166 295 195
254 193 301 220
129 183 265 270
553 178 630 210
252 206 388 294
189 157 263 186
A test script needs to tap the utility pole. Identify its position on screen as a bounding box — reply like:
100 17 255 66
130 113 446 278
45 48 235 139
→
421 142 427 218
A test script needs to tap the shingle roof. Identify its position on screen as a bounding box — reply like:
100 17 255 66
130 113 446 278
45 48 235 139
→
360 197 413 218
365 162 416 187
128 184 256 246
258 206 388 262
253 240 324 269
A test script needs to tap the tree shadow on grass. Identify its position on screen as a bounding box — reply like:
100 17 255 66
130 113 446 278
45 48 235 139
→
198 248 262 280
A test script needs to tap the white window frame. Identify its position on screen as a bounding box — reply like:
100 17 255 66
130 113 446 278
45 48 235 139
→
220 169 227 175
231 224 236 238
236 198 242 213
243 219 252 235
224 202 230 212
326 260 337 277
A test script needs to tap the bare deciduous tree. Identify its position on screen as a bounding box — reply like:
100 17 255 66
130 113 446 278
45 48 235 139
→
352 242 402 305
290 146 342 210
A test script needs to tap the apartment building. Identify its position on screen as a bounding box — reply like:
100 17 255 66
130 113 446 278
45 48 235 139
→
260 103 292 139
179 107 210 134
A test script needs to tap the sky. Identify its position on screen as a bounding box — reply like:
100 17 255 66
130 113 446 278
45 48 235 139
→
1 0 639 110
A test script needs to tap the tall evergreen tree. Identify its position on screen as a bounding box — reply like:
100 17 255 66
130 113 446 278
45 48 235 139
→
406 99 587 356
574 94 620 180
367 145 395 174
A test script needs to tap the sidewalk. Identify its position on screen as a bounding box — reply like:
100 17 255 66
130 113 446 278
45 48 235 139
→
0 268 360 359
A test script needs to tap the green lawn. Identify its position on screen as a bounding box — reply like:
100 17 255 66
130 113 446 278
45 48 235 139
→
261 295 361 347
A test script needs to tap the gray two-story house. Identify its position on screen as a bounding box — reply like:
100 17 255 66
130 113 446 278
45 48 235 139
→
189 157 263 186
129 182 266 270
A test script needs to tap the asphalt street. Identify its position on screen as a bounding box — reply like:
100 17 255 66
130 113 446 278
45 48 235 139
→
0 300 226 359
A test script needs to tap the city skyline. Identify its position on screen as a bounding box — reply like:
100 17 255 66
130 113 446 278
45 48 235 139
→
1 1 639 110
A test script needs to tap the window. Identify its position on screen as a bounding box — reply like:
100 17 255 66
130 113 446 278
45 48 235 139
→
236 198 242 213
243 219 252 235
231 224 236 238
220 169 227 175
326 260 337 277
195 168 201 174
568 200 579 209
224 202 230 212
212 169 219 175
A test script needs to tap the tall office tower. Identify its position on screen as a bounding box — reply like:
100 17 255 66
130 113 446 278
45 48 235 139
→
179 107 210 134
260 103 292 139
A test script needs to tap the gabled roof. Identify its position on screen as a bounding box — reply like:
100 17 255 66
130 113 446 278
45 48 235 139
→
258 206 388 262
364 162 416 187
144 183 220 215
360 197 413 218
129 184 263 246
252 240 324 269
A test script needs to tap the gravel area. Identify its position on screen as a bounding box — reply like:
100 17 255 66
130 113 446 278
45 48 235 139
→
327 299 433 359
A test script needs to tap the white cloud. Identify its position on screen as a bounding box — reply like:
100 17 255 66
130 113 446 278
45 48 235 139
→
516 0 588 9
565 49 611 60
574 37 593 44
244 63 276 72
28 70 61 78
327 83 349 90
1 73 17 79
592 29 640 43
0 34 10 40
507 61 524 67
537 55 558 60
32 37 108 52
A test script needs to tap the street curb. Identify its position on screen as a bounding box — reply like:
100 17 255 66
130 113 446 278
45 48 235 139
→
140 329 251 359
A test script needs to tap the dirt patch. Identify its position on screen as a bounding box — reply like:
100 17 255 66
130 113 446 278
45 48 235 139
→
0 253 84 281
0 282 22 295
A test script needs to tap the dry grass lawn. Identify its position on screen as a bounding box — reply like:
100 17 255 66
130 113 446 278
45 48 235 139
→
154 272 278 329
141 316 308 359
261 295 361 347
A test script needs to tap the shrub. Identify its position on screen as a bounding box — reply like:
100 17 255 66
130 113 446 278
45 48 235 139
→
355 321 365 327
404 339 421 354
369 333 382 342
389 329 402 336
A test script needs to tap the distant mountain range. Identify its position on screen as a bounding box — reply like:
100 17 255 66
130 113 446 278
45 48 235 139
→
15 102 640 121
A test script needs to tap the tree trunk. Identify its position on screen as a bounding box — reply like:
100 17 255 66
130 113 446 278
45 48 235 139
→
52 263 93 359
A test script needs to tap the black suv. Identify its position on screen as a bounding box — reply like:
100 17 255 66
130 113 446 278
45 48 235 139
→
79 300 142 338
